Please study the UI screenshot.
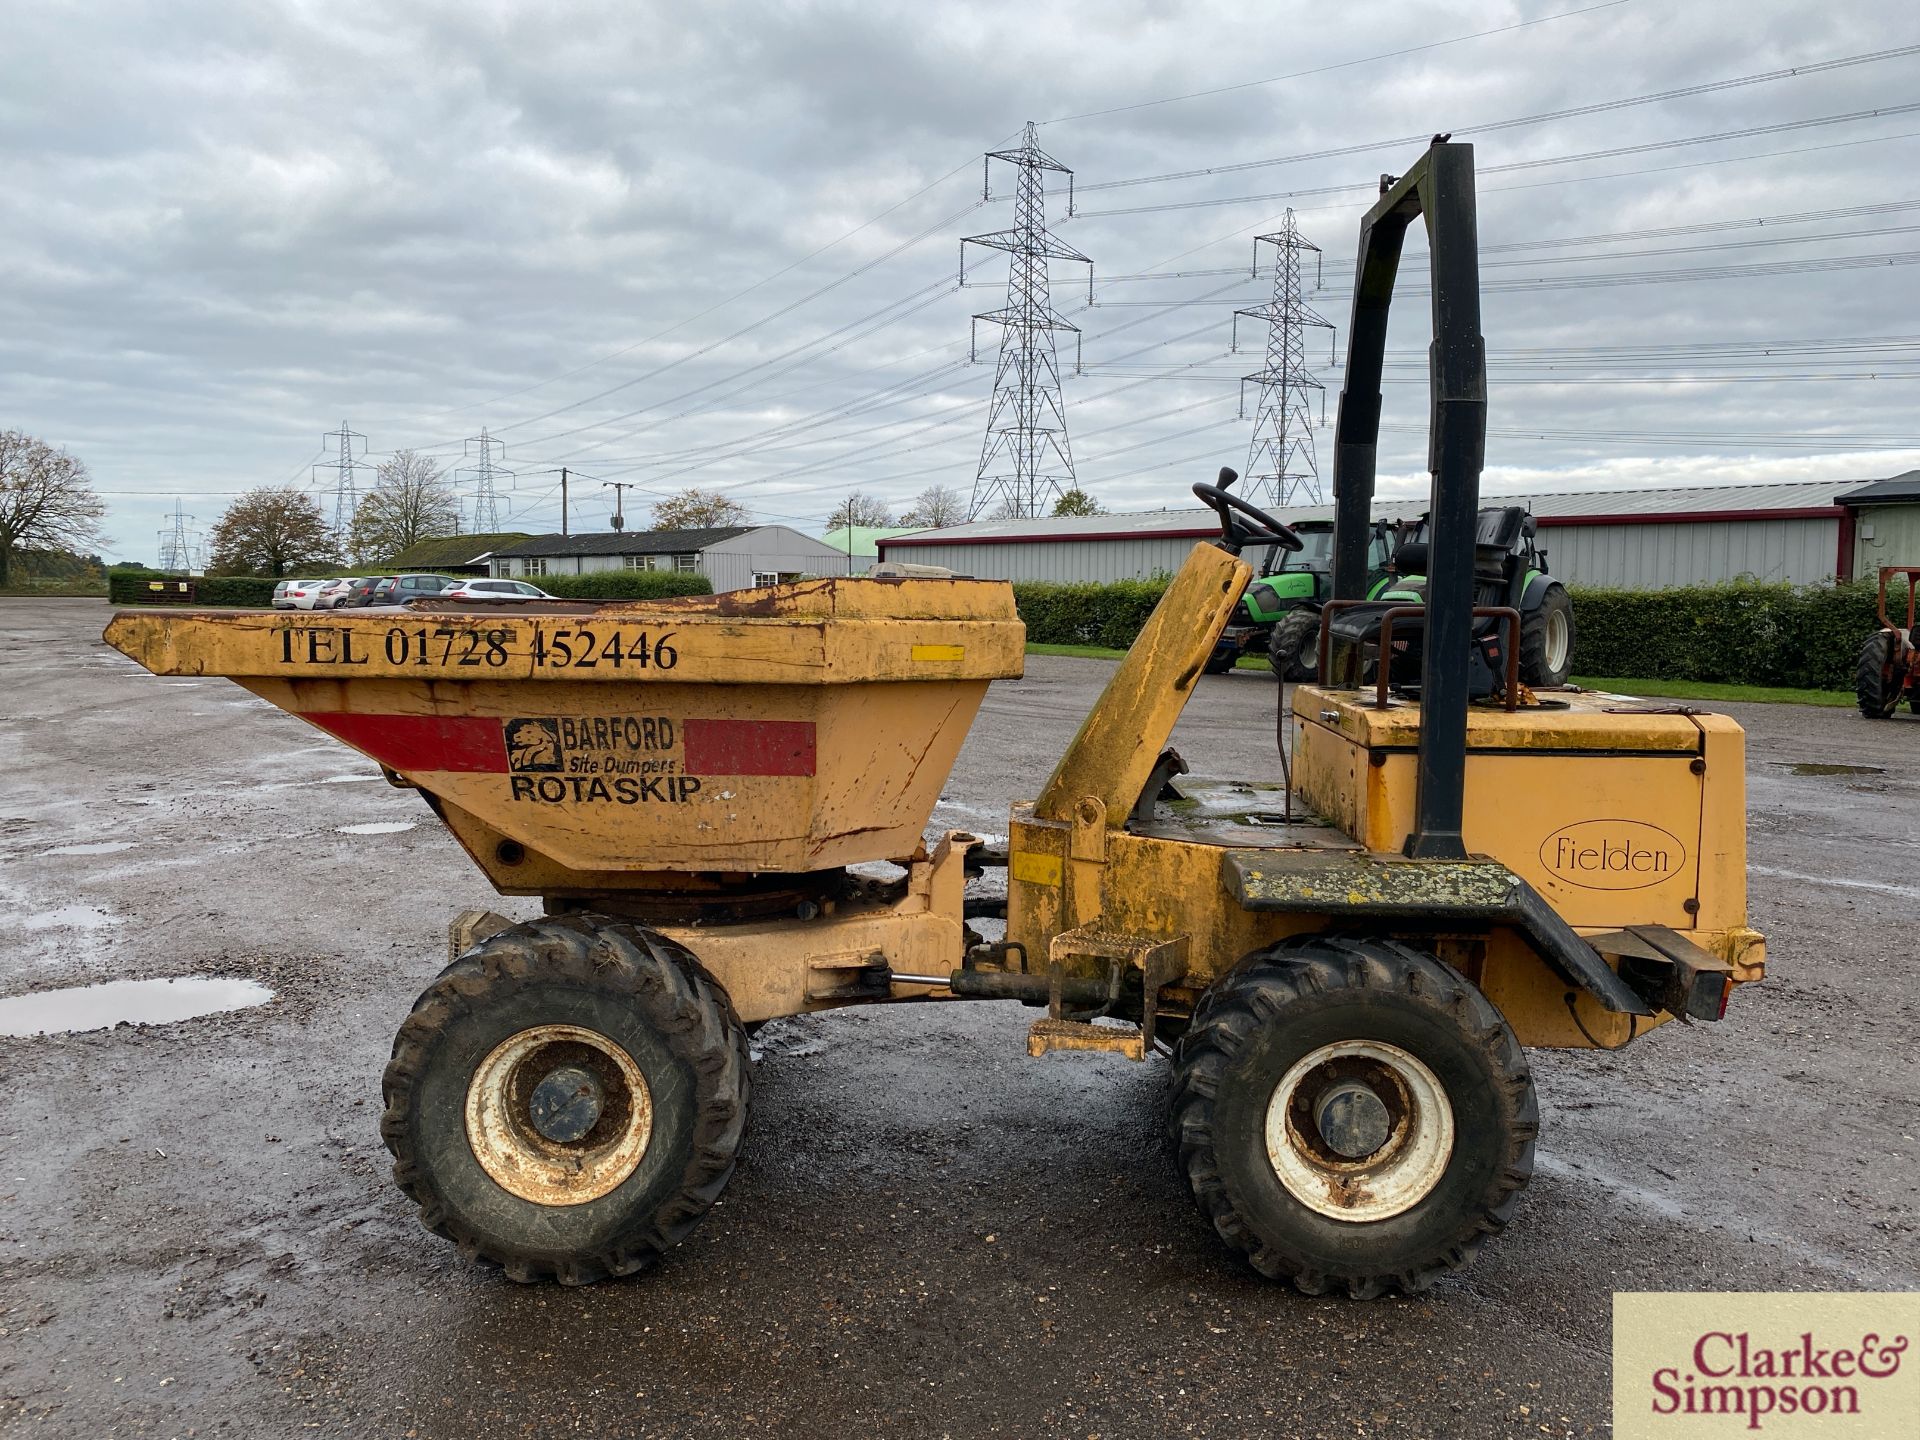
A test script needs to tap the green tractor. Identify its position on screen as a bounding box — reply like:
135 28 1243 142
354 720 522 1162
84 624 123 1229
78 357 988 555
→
1208 505 1576 688
1207 519 1396 679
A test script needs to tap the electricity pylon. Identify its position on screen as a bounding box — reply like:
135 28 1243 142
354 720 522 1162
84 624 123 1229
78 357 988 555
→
1232 210 1335 506
962 122 1093 520
156 499 195 573
315 422 373 542
459 429 513 533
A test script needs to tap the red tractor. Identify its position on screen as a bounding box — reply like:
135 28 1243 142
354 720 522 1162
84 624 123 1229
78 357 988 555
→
1855 566 1920 718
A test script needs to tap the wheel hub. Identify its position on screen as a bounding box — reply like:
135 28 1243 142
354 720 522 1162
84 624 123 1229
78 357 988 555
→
528 1063 606 1144
465 1024 653 1206
1265 1039 1456 1223
1314 1079 1392 1159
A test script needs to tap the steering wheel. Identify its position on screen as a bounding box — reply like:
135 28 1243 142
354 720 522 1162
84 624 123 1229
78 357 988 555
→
1192 467 1304 554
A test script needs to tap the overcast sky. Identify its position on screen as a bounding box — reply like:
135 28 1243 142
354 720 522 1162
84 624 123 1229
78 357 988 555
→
4 0 1918 562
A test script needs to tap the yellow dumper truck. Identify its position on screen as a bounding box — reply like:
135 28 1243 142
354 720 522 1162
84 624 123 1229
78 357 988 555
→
106 143 1761 1296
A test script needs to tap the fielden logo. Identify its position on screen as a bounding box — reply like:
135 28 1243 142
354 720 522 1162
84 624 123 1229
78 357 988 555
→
1540 819 1685 891
1614 1293 1918 1438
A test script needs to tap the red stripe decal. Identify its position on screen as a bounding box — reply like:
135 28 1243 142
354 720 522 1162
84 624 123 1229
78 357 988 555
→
301 712 509 774
682 718 816 777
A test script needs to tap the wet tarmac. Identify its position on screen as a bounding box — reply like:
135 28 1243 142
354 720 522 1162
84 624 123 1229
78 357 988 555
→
1 598 1916 1438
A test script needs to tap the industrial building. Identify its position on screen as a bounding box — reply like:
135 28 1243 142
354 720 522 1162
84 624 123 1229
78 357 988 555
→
489 525 852 592
877 477 1920 590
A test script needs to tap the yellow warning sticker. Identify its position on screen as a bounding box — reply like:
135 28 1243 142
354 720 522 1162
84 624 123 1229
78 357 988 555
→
1010 851 1063 887
911 644 966 662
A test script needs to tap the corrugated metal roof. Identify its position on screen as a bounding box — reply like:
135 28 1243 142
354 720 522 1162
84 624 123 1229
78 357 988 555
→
492 526 752 559
883 479 1862 548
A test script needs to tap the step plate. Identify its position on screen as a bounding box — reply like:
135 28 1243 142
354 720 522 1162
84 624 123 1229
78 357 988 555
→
1026 1017 1146 1061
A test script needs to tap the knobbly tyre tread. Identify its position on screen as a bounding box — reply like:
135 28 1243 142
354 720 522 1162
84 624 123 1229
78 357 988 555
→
1518 584 1574 688
380 914 750 1285
1268 608 1321 683
1856 630 1902 718
1168 935 1537 1299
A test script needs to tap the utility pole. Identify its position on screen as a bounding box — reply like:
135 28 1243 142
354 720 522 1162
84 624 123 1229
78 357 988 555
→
602 481 639 531
560 467 569 536
459 428 512 532
1231 210 1335 507
314 421 372 547
962 122 1093 520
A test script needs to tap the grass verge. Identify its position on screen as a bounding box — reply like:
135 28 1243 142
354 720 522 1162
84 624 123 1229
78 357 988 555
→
1569 676 1853 707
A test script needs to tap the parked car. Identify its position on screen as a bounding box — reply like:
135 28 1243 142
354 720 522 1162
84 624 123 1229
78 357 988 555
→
335 576 388 608
440 578 556 602
272 580 298 609
364 574 459 608
282 579 330 610
313 578 363 610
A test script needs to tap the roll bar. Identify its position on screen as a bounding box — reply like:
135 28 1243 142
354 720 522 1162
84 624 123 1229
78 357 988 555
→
1328 142 1488 862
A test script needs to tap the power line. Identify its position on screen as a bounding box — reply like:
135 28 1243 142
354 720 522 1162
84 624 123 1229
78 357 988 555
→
1076 42 1920 195
1068 105 1920 220
1039 0 1631 124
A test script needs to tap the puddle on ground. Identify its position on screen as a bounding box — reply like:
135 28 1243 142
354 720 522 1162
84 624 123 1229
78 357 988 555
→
336 821 415 835
6 905 119 932
1783 763 1885 777
43 841 139 856
0 976 273 1038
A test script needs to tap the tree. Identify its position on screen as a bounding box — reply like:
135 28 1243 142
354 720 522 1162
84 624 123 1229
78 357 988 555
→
0 430 107 588
1051 488 1105 517
825 491 895 530
650 488 750 530
208 486 338 576
898 484 965 529
349 450 460 563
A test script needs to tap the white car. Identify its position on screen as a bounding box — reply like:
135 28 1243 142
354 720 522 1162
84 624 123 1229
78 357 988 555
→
313 578 362 610
283 579 329 610
440 579 556 601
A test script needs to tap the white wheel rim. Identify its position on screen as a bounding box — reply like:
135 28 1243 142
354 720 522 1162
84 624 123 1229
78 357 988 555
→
466 1023 652 1206
1264 1039 1455 1223
1545 608 1570 671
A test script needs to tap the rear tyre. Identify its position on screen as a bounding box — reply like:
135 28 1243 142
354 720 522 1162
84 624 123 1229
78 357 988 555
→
1169 936 1536 1298
1268 608 1321 683
1856 630 1904 719
381 915 750 1284
1203 649 1237 675
1519 584 1574 687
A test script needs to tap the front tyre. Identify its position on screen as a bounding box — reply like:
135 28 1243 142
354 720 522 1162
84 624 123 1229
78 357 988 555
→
381 916 750 1284
1519 584 1574 687
1268 608 1321 683
1169 936 1536 1298
1856 630 1905 718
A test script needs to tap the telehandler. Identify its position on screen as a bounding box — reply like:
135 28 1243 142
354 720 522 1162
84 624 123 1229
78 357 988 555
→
106 143 1763 1297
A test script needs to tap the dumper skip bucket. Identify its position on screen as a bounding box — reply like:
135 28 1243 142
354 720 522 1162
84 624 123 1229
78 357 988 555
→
105 579 1024 882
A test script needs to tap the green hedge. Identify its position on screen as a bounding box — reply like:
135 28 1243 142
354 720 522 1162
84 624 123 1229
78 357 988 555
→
538 571 713 600
1011 579 1170 649
1008 574 1914 691
1565 578 1911 691
108 571 281 606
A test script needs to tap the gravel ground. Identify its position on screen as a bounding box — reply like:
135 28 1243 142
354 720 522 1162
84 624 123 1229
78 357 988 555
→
1 598 1915 1439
